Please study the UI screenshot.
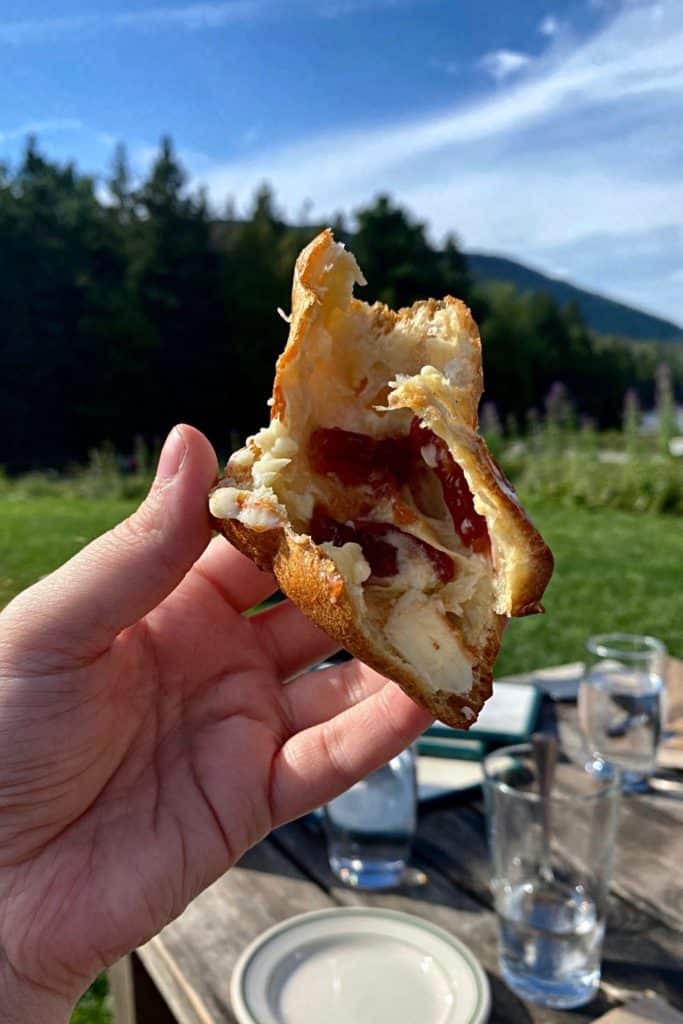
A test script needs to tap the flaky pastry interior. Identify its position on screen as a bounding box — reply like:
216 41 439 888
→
209 229 553 728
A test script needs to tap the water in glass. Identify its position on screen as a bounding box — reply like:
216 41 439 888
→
497 878 604 1008
324 748 416 889
579 664 663 791
484 742 620 1009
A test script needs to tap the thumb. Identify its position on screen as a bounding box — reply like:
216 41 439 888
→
4 425 218 661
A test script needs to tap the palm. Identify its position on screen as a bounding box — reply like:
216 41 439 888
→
0 428 430 1007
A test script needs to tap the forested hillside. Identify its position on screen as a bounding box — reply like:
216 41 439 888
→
1 137 681 471
467 253 683 343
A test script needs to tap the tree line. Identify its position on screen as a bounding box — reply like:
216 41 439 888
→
0 136 680 472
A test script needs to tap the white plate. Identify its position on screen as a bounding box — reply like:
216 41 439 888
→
230 906 490 1024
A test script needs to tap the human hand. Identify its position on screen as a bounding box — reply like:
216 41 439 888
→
0 425 431 1022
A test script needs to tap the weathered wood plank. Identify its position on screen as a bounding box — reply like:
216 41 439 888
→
137 803 682 1024
554 704 683 931
138 837 335 1024
414 801 683 1010
108 953 177 1024
498 661 683 929
275 818 620 1024
131 661 683 1024
557 704 683 814
108 956 137 1024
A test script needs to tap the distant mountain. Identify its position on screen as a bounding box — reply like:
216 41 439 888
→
467 252 683 343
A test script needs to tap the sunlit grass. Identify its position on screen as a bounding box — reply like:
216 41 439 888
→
2 496 680 667
0 498 134 608
496 500 683 673
1 495 680 1024
70 975 111 1024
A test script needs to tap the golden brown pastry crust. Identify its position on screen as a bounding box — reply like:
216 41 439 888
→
211 229 553 728
221 515 506 725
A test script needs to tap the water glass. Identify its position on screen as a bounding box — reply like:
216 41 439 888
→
323 746 417 890
578 633 666 792
484 744 621 1008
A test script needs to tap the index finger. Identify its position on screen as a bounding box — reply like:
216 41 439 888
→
269 679 432 826
185 536 278 614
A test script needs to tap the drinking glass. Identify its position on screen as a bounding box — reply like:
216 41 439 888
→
578 633 666 792
484 744 620 1009
323 745 417 890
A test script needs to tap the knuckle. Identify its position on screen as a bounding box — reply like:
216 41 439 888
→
320 721 355 789
111 498 162 551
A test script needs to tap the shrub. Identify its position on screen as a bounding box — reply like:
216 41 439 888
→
499 444 683 516
3 418 681 518
0 442 155 502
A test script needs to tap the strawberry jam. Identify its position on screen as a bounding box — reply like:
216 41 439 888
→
308 420 490 555
408 420 490 555
310 505 455 582
310 506 398 577
356 520 455 583
308 427 411 487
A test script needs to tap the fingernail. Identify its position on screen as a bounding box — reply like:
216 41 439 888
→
156 426 187 482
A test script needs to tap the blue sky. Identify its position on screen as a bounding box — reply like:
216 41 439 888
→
1 0 683 326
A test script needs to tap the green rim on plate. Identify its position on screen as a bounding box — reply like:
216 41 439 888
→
230 905 490 1024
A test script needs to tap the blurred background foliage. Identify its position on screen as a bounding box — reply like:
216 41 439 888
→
1 136 682 476
2 137 681 1024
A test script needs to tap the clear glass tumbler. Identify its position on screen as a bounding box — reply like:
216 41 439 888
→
484 744 621 1009
578 633 667 792
323 746 417 890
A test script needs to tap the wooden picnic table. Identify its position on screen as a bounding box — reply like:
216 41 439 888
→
109 660 683 1024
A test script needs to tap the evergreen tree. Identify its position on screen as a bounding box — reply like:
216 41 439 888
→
0 142 678 471
132 137 225 442
352 195 469 309
0 139 131 467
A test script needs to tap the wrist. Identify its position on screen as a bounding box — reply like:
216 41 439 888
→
0 963 74 1024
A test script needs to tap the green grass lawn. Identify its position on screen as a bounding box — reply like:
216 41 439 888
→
2 495 681 664
0 498 135 609
495 501 683 674
0 495 681 1024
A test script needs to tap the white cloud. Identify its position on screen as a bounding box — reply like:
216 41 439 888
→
318 0 405 16
539 14 560 36
0 3 262 45
0 0 405 44
119 2 259 29
187 0 683 322
0 118 83 142
130 144 160 176
478 49 532 81
97 132 119 148
129 141 215 178
197 1 683 200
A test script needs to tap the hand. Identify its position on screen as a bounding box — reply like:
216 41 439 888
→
0 425 430 1022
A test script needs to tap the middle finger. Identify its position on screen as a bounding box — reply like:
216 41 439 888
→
283 659 388 733
249 598 340 681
